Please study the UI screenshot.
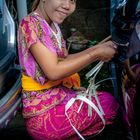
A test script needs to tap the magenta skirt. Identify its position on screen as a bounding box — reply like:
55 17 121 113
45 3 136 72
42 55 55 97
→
24 91 119 140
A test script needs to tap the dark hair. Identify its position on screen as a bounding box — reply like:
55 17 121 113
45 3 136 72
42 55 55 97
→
32 0 40 11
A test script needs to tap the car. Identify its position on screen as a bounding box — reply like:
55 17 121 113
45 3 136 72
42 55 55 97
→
0 0 22 129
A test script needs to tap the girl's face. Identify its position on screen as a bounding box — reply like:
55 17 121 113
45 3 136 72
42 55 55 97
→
41 0 76 24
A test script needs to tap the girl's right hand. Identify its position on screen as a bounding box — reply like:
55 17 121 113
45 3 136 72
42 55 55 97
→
93 41 117 62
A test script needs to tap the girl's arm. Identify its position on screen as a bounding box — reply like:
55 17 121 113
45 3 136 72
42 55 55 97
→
30 40 116 81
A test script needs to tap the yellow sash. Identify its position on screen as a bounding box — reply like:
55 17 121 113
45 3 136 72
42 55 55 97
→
22 73 80 91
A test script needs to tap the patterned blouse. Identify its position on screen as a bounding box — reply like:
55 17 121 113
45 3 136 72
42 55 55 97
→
18 13 76 118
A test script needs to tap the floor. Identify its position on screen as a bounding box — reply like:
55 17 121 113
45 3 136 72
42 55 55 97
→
0 109 33 140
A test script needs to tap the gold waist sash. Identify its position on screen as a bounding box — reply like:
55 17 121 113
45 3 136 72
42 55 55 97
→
22 73 80 91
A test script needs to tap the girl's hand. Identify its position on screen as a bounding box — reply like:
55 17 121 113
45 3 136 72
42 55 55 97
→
94 41 117 62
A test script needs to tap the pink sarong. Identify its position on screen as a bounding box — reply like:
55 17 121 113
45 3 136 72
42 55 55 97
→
25 91 119 140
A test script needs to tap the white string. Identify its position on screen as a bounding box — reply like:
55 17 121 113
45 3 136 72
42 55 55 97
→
52 23 62 49
65 61 106 140
86 61 104 79
65 95 105 140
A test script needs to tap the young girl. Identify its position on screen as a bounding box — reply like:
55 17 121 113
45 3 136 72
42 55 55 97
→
18 0 119 139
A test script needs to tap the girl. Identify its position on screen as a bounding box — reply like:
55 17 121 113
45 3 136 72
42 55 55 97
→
18 0 119 139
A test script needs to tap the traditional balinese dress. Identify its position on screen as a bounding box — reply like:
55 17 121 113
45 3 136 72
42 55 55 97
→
17 13 119 140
